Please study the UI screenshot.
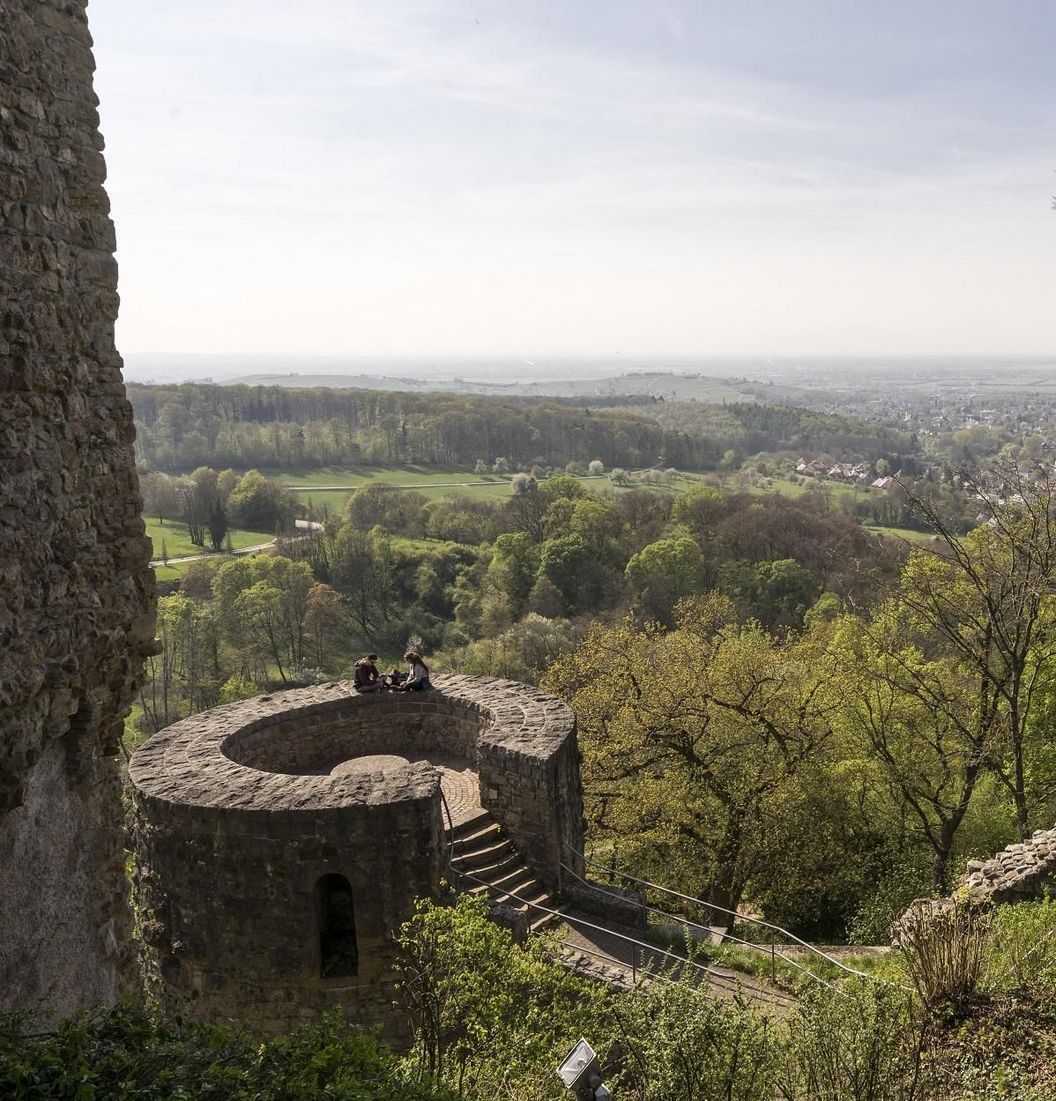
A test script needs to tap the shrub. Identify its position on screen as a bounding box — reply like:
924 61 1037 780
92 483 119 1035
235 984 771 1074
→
984 897 1056 995
778 981 924 1101
601 979 778 1100
0 1004 451 1100
897 902 991 1012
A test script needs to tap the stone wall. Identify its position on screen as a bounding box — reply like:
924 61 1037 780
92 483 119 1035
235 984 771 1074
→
129 676 584 1036
962 827 1056 904
0 1 155 1018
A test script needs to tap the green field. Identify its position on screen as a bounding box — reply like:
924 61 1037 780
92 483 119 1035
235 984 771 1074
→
144 519 273 562
865 524 940 545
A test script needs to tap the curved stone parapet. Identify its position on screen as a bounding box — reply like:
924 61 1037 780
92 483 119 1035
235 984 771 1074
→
129 675 584 1035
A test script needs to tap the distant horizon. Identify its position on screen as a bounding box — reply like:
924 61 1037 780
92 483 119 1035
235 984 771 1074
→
121 350 1056 385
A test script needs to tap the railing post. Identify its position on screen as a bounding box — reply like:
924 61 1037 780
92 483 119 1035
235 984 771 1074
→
632 940 637 983
770 937 776 983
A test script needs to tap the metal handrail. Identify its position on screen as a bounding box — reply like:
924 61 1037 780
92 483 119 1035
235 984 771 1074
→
438 789 457 877
568 844 881 984
449 860 796 1009
559 860 847 993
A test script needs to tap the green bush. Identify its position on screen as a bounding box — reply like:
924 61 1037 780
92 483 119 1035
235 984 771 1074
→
0 1004 450 1101
395 894 605 1098
601 979 779 1100
985 897 1056 995
778 980 923 1101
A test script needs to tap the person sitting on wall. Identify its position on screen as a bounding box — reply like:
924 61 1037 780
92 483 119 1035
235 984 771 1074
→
353 654 381 693
398 650 432 692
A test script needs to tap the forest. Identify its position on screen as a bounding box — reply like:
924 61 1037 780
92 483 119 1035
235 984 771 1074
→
132 438 1056 952
126 383 923 474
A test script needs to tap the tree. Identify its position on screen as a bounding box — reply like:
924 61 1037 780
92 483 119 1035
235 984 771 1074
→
207 497 228 552
834 604 990 892
485 532 539 619
474 459 488 478
492 456 509 476
896 464 1056 837
394 895 599 1091
624 536 705 626
588 459 605 475
346 483 427 536
304 582 347 668
537 533 607 615
544 596 837 918
227 470 298 533
331 526 399 644
448 614 580 684
212 554 314 682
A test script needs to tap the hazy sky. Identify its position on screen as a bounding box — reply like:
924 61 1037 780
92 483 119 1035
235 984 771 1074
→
88 0 1055 359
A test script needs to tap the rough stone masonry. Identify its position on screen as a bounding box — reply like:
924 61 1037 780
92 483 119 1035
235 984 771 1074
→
129 676 585 1037
0 1 155 1017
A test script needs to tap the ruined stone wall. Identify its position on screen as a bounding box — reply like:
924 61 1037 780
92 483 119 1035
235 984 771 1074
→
962 827 1056 904
0 1 155 1017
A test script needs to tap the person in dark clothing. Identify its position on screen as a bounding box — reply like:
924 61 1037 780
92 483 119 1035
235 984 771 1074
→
353 654 381 692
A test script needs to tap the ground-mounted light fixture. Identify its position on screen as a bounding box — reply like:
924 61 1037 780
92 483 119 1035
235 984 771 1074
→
556 1038 611 1099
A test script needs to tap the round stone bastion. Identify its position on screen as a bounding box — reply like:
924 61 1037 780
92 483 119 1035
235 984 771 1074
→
129 674 585 1037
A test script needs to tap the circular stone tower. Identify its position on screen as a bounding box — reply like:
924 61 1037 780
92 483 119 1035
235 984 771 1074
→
129 675 584 1037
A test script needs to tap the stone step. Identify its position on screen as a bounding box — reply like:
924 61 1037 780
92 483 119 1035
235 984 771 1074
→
468 865 538 898
530 905 563 934
451 837 517 871
448 809 492 842
500 886 554 917
454 849 520 880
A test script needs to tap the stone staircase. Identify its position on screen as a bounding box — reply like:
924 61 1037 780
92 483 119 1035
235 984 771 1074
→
446 809 559 933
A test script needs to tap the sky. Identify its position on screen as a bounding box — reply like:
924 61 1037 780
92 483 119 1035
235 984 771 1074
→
87 0 1056 360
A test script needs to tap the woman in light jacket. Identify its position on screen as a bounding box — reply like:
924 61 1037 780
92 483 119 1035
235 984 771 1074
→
400 650 432 691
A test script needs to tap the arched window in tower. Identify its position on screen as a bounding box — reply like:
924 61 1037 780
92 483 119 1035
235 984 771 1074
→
317 873 358 977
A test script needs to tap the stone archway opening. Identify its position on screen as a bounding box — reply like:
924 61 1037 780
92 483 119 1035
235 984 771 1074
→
317 873 358 978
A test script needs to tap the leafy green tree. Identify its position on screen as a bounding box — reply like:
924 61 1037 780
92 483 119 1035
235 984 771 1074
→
671 484 727 535
346 483 427 536
303 582 347 668
331 526 399 645
833 604 991 893
545 596 837 917
227 470 298 533
537 533 608 615
751 558 819 628
446 614 580 684
895 465 1056 838
485 532 539 619
212 554 314 682
625 535 706 626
